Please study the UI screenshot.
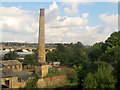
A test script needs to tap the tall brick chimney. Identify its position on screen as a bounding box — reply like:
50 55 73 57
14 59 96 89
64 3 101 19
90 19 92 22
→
38 9 46 64
35 9 48 78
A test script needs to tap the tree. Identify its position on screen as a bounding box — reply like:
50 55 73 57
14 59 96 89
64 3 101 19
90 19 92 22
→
25 74 38 88
88 42 103 62
4 50 19 60
100 46 120 64
23 54 35 65
46 42 90 67
115 60 120 89
67 69 78 84
99 32 120 64
46 51 58 62
73 42 84 49
32 48 38 64
102 31 120 52
84 60 116 88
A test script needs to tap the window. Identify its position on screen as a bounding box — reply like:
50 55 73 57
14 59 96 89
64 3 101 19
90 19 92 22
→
10 66 12 69
19 65 21 68
18 78 21 82
5 80 9 86
15 65 17 69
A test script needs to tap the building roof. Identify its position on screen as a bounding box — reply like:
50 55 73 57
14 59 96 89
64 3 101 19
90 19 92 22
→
14 70 31 79
1 68 31 79
53 62 60 65
2 60 21 66
48 62 60 65
2 68 17 78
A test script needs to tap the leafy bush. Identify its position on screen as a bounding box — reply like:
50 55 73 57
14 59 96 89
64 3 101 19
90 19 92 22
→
84 61 116 88
25 75 38 88
67 69 78 84
44 68 66 78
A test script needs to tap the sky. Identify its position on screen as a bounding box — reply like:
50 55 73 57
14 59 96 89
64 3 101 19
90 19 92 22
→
0 2 118 45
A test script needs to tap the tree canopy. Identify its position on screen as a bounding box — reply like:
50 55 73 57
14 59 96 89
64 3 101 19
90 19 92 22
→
3 50 19 60
46 31 120 89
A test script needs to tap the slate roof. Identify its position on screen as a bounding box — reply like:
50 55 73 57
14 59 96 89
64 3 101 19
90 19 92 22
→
2 68 17 78
2 60 21 67
14 70 31 79
1 60 31 79
1 68 31 79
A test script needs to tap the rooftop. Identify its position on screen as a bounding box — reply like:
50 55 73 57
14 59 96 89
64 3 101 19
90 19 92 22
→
2 60 21 66
2 68 31 78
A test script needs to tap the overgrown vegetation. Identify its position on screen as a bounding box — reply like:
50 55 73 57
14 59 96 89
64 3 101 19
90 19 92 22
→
43 68 66 78
46 31 120 89
25 74 38 88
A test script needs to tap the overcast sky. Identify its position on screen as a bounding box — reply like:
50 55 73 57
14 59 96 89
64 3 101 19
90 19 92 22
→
0 2 118 45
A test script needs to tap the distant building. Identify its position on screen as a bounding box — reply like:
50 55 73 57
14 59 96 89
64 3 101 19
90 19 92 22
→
48 62 60 69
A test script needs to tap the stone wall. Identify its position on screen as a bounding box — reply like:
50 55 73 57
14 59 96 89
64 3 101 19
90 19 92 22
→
37 75 67 88
35 65 48 78
7 64 22 72
2 76 26 88
41 65 48 77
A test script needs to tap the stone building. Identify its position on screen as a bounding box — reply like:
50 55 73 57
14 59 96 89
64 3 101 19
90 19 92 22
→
2 60 22 72
1 60 31 88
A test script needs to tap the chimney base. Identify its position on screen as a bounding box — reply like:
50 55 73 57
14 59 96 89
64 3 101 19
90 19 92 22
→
35 64 48 78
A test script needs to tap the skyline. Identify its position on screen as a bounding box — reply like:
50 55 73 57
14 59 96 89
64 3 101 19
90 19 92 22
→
0 2 118 45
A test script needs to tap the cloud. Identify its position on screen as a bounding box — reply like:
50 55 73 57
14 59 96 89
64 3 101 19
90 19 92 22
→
45 25 113 45
44 14 89 43
99 13 118 26
45 12 117 45
82 13 89 19
45 2 60 23
47 15 89 28
0 2 117 45
63 2 79 16
0 6 39 43
0 2 60 43
0 7 38 34
63 2 92 16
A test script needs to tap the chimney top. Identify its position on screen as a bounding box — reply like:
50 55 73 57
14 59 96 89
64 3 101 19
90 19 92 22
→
40 9 44 16
40 8 44 10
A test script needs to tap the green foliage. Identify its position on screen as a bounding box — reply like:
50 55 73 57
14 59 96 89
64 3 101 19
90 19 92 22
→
67 69 78 84
46 31 120 88
25 75 38 88
47 42 90 67
102 31 120 52
23 54 35 65
3 50 19 60
84 60 116 88
46 51 58 62
100 46 120 64
44 68 66 78
32 49 38 63
88 42 103 62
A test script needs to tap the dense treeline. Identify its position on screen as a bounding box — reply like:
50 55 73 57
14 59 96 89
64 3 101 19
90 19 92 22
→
46 31 120 89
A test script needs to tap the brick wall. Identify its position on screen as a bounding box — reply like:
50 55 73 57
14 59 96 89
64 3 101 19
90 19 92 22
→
37 75 67 88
